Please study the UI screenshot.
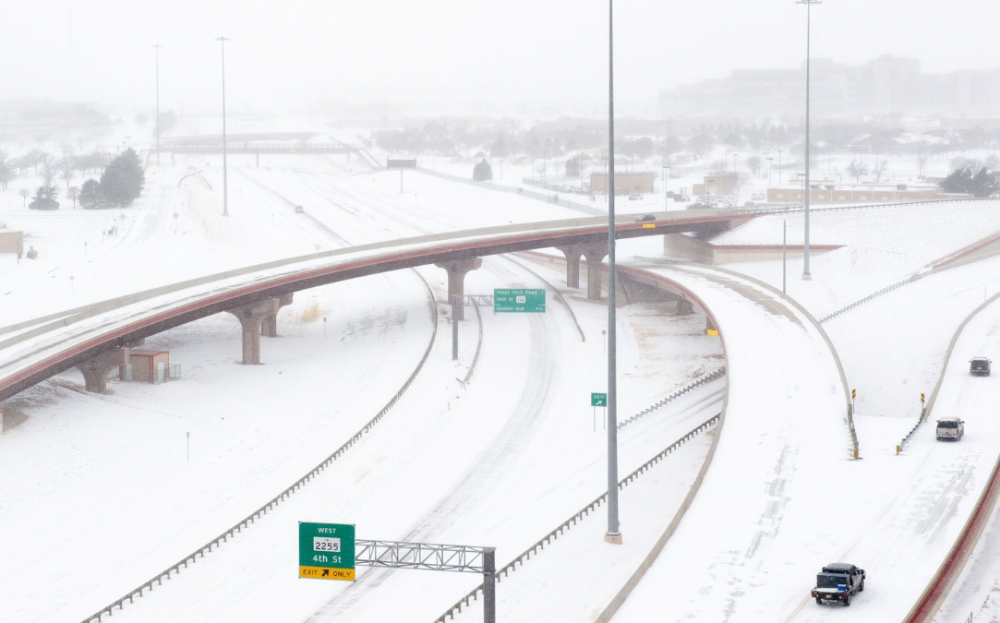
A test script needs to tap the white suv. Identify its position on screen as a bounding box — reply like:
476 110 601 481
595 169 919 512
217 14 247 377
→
936 417 965 441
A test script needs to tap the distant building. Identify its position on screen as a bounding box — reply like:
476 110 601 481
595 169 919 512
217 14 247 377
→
693 174 738 198
660 56 1000 118
0 228 24 256
590 171 655 195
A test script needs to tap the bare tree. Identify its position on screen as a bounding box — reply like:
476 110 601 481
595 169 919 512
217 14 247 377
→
67 186 80 210
58 154 76 190
19 188 30 207
733 172 750 205
0 151 13 190
708 159 728 174
873 159 890 183
917 152 929 178
847 159 869 183
40 155 56 188
25 149 46 174
745 155 762 177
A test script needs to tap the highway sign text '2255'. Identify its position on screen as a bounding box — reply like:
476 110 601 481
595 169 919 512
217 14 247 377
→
299 522 356 581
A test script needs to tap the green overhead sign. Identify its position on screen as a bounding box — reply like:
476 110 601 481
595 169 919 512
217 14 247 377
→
494 288 545 313
299 522 356 581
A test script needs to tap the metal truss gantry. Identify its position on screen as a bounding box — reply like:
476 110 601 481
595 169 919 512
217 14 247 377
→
356 540 496 623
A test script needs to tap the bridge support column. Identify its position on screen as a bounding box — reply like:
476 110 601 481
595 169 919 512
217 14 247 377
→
226 299 280 365
262 293 294 338
556 245 583 289
434 258 482 321
582 245 609 300
255 152 260 168
676 297 694 315
706 314 718 333
77 345 137 394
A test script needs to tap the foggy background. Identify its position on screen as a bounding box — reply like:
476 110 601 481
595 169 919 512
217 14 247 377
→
4 0 1000 118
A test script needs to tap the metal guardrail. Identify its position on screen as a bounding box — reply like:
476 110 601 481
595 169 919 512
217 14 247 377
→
432 414 721 622
79 271 440 623
818 277 916 323
502 255 586 343
618 367 726 430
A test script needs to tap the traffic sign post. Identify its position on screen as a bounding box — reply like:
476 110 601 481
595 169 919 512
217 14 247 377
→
592 392 607 432
299 522 356 581
494 288 545 313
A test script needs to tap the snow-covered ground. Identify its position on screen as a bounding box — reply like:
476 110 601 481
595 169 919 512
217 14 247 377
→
2 155 1000 623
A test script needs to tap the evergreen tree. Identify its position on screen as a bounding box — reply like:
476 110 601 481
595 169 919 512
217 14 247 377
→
473 158 493 182
565 157 582 178
28 185 60 210
98 148 145 206
940 166 997 197
79 179 103 209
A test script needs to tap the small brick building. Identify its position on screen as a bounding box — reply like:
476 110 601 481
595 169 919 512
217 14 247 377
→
125 350 171 383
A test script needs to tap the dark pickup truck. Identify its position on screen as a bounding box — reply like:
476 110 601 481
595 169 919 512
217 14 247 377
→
970 357 991 376
812 562 866 606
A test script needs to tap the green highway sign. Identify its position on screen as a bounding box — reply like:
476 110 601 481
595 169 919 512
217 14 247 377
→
494 288 546 313
299 522 356 581
591 392 608 407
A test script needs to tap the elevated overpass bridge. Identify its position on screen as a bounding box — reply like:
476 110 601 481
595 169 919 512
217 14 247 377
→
0 210 750 401
152 133 382 168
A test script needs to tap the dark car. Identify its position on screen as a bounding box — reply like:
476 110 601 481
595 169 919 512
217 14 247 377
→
970 357 991 376
687 202 710 210
812 563 866 607
634 214 655 222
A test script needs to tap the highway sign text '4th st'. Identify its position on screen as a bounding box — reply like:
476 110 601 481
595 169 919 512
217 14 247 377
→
299 522 356 581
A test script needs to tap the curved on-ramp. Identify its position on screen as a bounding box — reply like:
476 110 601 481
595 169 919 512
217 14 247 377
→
606 264 851 623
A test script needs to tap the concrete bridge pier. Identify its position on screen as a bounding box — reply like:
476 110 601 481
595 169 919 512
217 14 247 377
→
556 245 583 289
583 245 609 300
226 298 280 365
435 258 482 320
77 341 142 394
262 293 294 338
676 297 694 315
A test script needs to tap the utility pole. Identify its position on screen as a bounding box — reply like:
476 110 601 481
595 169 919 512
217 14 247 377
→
605 0 622 546
153 44 163 165
797 0 821 280
216 36 230 217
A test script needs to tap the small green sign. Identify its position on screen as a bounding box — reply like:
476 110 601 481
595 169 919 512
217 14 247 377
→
494 288 545 313
299 522 356 581
591 392 608 407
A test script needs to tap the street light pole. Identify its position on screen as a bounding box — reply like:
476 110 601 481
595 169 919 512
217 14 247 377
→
153 44 163 165
216 36 230 217
797 0 820 280
605 0 622 546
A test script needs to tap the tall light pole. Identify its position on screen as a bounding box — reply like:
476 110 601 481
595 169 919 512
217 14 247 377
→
153 44 163 165
605 0 622 546
797 0 820 280
216 36 230 217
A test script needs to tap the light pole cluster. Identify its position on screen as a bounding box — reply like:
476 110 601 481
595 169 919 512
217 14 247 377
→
151 38 232 218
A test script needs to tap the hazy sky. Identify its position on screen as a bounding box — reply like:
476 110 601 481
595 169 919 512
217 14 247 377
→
5 0 999 118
